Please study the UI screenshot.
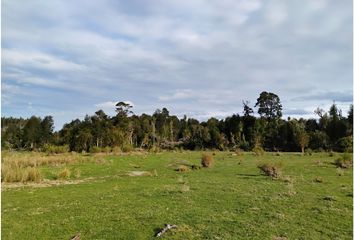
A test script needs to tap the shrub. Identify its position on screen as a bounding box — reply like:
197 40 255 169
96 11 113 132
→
58 168 71 179
335 136 353 152
328 151 335 157
334 153 353 169
258 162 282 179
201 154 213 168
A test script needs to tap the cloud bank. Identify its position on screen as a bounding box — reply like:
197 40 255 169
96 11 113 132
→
2 0 352 129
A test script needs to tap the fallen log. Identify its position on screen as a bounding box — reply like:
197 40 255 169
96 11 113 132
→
156 224 177 237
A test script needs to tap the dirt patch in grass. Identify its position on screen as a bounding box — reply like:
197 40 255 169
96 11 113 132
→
1 177 98 190
127 171 152 176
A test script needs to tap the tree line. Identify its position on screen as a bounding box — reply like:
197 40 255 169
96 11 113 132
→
2 92 353 153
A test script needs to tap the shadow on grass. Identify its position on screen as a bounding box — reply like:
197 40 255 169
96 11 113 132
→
235 173 262 179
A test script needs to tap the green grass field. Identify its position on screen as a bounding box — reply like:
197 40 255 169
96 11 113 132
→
1 151 353 239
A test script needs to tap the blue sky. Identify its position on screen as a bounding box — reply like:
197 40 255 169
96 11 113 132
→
2 0 353 130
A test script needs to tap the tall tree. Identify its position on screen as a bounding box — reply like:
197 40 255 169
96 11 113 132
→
40 116 54 145
22 116 42 149
291 120 309 154
255 91 282 119
115 101 133 117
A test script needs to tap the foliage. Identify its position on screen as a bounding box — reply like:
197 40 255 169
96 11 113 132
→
43 144 69 154
334 136 353 152
291 120 309 154
254 91 282 119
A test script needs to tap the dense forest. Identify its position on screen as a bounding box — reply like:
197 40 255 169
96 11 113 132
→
2 92 353 153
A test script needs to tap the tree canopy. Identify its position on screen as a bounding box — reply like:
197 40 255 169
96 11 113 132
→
2 93 352 153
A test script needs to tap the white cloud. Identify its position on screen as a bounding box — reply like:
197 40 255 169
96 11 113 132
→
94 101 117 109
3 49 86 72
2 0 352 129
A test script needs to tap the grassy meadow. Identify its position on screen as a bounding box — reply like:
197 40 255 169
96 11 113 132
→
1 151 353 239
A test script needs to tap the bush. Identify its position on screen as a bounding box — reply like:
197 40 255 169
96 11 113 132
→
43 144 69 154
335 136 353 152
258 162 282 179
334 153 353 169
201 154 214 168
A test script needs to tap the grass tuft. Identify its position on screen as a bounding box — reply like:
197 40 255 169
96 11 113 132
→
258 162 282 179
22 167 42 182
58 168 71 179
253 145 265 156
201 154 214 168
176 165 189 172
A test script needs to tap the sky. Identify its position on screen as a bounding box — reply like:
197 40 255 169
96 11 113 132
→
1 0 353 130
